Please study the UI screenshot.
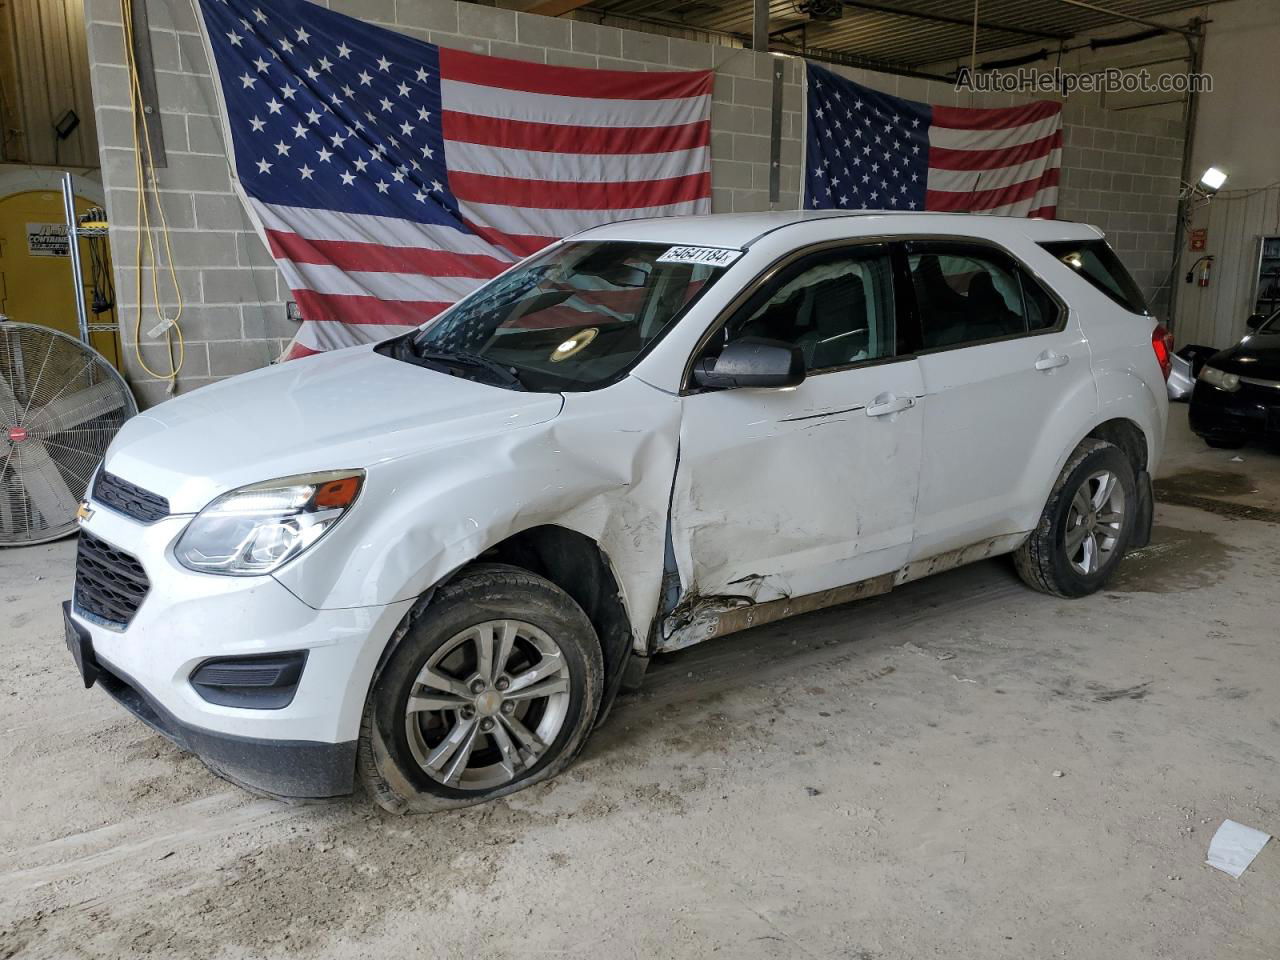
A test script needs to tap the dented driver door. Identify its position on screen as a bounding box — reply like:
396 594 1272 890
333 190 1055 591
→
665 244 924 646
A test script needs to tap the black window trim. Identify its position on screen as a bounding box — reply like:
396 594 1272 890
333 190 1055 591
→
681 233 1069 394
902 237 1069 357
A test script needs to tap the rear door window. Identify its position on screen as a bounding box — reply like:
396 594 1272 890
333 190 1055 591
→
1040 239 1148 316
907 243 1062 350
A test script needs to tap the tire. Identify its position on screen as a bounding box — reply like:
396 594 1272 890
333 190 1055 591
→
1204 437 1246 450
1014 439 1137 599
358 563 603 814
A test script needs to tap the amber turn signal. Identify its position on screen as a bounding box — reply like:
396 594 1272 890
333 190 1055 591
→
314 475 362 509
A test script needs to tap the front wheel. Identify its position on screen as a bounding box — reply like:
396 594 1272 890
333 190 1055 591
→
1014 439 1137 598
358 564 603 813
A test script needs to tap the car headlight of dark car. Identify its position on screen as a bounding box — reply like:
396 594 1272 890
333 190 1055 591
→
1198 366 1241 393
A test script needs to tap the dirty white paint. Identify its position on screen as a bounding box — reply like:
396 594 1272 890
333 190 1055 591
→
77 210 1171 749
669 359 924 606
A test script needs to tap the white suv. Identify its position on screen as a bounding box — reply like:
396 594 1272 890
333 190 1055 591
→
64 212 1170 811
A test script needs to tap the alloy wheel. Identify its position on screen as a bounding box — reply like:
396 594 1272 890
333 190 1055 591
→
1064 469 1126 576
404 619 571 791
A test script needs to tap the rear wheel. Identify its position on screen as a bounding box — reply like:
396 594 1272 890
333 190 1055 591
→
358 564 603 813
1015 439 1137 598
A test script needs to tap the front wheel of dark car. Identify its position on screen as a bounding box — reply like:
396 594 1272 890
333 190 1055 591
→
1014 438 1137 599
1203 436 1246 449
358 564 603 813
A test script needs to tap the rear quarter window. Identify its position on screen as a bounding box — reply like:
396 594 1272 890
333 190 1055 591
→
1040 239 1148 316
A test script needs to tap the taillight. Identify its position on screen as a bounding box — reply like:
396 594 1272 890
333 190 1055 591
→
1152 323 1174 380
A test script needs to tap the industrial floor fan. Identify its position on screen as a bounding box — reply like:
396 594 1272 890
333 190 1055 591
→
0 320 137 545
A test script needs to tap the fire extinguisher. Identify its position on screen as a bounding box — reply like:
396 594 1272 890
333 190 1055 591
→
1186 255 1214 287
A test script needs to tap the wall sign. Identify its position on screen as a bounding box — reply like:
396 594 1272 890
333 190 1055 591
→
1189 227 1208 252
26 222 70 258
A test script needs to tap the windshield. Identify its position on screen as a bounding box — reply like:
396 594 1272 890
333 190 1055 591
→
409 241 726 391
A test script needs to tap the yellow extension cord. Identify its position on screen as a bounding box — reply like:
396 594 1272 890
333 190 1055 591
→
120 0 185 387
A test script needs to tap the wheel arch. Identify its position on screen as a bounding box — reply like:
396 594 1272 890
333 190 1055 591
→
368 524 635 725
474 525 633 720
1083 417 1149 474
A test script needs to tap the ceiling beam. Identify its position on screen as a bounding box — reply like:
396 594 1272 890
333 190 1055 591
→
839 1 1073 41
1052 0 1199 37
524 0 596 17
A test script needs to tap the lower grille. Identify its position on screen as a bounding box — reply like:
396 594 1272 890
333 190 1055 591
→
74 531 150 628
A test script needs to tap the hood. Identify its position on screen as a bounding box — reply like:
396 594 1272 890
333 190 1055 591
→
1212 329 1280 380
104 345 564 513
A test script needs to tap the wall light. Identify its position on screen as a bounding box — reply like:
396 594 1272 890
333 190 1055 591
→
1199 166 1227 193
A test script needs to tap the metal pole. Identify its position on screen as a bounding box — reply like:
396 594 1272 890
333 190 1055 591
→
769 56 783 205
753 0 768 52
970 0 980 76
61 172 90 345
1167 21 1206 330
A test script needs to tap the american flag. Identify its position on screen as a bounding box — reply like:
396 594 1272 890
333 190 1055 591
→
804 64 1061 218
195 0 713 358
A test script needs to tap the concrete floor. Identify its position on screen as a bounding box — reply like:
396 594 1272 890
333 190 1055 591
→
2 405 1278 959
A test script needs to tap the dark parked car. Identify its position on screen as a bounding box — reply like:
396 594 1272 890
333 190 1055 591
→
1189 310 1280 448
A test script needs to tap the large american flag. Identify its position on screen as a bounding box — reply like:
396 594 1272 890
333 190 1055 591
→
804 64 1061 218
195 0 713 358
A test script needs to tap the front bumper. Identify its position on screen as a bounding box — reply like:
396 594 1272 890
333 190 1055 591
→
66 503 413 798
1188 380 1280 440
64 607 355 797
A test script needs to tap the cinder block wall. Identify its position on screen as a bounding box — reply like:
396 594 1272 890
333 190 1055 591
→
1057 107 1184 314
82 0 1182 404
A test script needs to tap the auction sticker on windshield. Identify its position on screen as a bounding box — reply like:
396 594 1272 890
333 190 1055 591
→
656 246 743 268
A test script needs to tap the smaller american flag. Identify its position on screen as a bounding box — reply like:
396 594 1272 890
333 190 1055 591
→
805 64 1062 218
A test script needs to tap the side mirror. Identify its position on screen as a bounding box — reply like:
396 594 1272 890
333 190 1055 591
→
693 337 805 390
1246 313 1268 331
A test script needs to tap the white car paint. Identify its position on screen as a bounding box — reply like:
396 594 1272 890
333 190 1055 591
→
69 210 1168 774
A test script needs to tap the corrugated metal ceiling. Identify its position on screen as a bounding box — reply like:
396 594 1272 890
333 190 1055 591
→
588 0 1220 68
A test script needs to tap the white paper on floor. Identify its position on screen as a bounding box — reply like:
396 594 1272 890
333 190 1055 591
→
1206 820 1271 878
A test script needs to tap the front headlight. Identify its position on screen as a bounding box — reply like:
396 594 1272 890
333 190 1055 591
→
1198 366 1241 392
175 470 364 576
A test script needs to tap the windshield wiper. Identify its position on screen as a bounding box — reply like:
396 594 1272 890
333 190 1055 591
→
410 343 528 390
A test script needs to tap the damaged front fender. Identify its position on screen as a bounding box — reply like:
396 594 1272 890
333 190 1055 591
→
272 377 682 651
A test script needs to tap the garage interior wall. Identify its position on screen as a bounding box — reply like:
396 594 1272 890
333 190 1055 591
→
82 0 1186 405
1171 0 1280 349
0 0 99 167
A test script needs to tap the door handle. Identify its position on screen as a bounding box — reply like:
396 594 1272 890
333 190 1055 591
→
1035 350 1070 371
866 393 915 417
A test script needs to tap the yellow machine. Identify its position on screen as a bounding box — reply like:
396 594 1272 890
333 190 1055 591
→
0 188 122 369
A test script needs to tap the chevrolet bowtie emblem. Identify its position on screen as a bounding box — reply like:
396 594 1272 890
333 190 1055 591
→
76 502 94 524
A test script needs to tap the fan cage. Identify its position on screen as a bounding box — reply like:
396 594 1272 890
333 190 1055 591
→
1 322 138 546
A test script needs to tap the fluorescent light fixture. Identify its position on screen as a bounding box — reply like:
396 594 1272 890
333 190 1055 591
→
1199 166 1227 192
